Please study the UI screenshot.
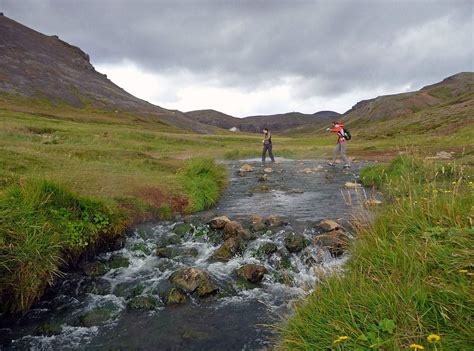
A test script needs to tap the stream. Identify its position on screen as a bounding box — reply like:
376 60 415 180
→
1 159 373 350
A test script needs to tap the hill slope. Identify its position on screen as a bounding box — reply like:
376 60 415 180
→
185 109 340 132
0 14 215 133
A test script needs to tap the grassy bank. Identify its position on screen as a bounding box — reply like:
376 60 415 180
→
278 156 473 350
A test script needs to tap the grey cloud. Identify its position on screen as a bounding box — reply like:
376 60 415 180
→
2 0 473 101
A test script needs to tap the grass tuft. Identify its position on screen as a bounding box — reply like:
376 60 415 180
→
0 180 124 313
179 158 227 212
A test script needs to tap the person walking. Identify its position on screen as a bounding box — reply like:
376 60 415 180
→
327 121 350 168
261 128 275 165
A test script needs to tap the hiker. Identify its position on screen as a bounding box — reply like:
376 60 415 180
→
261 128 275 164
327 121 350 168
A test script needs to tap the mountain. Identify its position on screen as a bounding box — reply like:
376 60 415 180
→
185 109 340 132
344 72 473 122
0 14 215 133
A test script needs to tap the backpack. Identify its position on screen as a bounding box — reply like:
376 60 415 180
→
343 128 352 141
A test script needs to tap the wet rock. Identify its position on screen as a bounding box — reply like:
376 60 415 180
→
127 295 160 310
108 254 130 269
155 247 175 258
169 267 218 296
263 167 273 173
181 247 199 257
276 254 293 270
208 216 231 230
223 221 250 240
83 261 109 277
284 233 309 253
236 264 267 283
173 223 193 237
249 215 263 224
258 242 278 256
83 279 112 295
258 174 269 182
289 189 304 194
317 219 343 232
165 288 187 305
35 321 63 336
251 221 267 232
266 215 284 227
113 282 145 298
158 234 181 246
252 185 270 192
79 307 114 327
344 181 362 189
316 229 350 257
239 164 255 172
272 271 294 285
130 242 152 256
302 167 313 174
210 237 244 262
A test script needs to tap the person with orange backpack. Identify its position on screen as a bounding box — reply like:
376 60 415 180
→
327 121 351 168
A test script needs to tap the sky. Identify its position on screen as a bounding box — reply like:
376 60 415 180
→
2 0 473 117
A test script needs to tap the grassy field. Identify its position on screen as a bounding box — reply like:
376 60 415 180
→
0 96 473 316
278 156 473 350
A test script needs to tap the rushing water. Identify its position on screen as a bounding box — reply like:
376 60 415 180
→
1 159 374 350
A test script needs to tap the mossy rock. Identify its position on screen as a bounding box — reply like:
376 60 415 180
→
165 288 187 305
284 233 310 253
156 247 175 258
258 242 278 256
83 279 112 295
277 254 293 270
113 282 145 299
35 321 63 336
252 185 271 192
108 255 130 269
83 261 109 277
158 234 181 247
127 295 160 310
173 223 193 237
79 307 114 327
130 243 152 256
181 247 199 257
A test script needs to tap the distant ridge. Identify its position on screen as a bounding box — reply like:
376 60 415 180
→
185 109 340 132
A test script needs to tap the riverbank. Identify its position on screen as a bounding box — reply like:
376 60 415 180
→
278 156 473 350
0 158 227 315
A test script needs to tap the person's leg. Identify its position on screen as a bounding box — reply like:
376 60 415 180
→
262 144 267 164
332 143 340 163
268 144 275 162
341 142 350 166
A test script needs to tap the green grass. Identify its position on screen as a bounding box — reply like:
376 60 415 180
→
179 158 227 212
278 156 473 350
0 180 124 313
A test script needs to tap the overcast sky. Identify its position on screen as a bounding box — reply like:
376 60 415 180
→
2 0 473 116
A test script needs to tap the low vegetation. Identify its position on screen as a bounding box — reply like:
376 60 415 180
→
278 156 473 350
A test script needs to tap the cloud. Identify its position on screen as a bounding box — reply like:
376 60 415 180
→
3 0 473 115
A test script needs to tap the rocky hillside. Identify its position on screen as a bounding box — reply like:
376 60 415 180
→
185 109 340 132
0 14 215 133
344 72 473 122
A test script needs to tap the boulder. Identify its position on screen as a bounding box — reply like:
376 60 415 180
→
173 223 193 237
236 264 267 283
223 221 250 240
156 247 175 258
266 215 283 227
79 307 114 327
208 216 231 230
113 282 144 299
239 164 254 172
127 295 160 310
317 219 342 232
258 242 278 256
344 181 362 189
169 267 218 296
284 234 309 253
315 229 350 257
165 288 187 305
251 221 267 232
108 255 130 269
210 237 244 262
249 215 263 224
35 321 63 336
83 261 109 277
